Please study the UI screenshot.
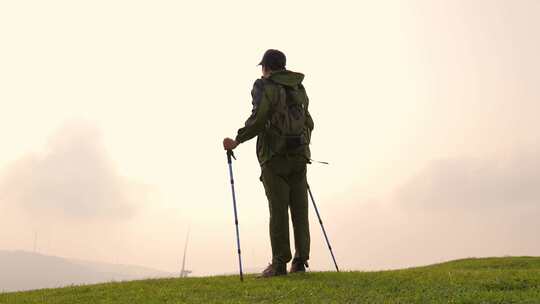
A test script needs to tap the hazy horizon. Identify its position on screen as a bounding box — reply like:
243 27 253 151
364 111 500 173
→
1 0 539 278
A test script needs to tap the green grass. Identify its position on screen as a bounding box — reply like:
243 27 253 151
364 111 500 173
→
2 257 540 303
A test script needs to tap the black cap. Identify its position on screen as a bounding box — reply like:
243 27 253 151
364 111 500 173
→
258 49 286 70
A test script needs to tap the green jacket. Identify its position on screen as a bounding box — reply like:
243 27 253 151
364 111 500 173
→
235 70 314 165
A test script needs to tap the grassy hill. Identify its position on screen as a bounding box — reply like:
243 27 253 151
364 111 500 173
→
1 257 539 303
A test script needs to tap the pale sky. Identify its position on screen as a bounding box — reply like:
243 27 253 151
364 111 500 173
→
1 0 539 276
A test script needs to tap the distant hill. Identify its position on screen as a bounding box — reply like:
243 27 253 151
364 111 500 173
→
0 250 173 292
2 256 539 303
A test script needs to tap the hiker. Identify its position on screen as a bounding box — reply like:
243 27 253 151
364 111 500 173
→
223 49 314 278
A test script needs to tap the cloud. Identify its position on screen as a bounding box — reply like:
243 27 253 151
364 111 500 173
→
396 147 540 211
0 122 148 221
312 146 540 272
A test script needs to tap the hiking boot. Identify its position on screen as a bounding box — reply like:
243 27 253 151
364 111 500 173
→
256 263 287 278
290 260 309 273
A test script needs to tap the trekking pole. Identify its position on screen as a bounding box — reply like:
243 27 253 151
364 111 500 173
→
307 183 340 272
226 150 244 282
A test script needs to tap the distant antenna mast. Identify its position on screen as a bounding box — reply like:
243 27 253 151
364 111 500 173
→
180 228 192 278
33 231 38 253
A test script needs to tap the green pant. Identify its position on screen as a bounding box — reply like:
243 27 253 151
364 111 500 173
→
261 155 310 266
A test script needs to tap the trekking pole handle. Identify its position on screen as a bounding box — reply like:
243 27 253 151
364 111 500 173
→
227 150 236 163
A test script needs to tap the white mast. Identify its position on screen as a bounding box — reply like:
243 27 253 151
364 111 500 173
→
33 231 38 253
180 228 192 277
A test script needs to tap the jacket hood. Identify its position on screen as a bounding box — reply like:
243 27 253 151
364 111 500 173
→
268 70 304 88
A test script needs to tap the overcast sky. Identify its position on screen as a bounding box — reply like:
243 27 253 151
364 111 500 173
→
1 0 539 275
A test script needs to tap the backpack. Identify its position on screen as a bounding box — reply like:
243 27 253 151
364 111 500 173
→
266 82 312 154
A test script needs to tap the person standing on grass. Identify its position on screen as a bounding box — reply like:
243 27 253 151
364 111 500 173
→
223 49 314 278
